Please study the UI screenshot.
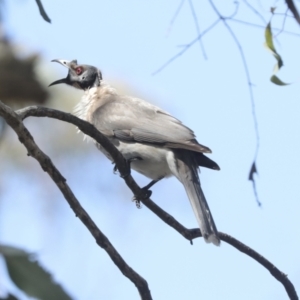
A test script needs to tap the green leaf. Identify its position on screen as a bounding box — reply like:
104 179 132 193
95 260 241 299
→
270 75 289 86
265 22 283 68
0 245 72 300
265 22 276 53
264 22 289 85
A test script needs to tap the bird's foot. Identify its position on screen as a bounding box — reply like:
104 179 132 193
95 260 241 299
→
132 188 151 209
132 198 142 209
113 163 118 174
132 177 164 208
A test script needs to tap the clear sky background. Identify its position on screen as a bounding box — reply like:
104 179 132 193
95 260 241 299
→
0 0 300 299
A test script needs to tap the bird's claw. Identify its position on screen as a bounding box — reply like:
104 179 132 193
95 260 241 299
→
132 198 142 209
113 163 118 174
132 186 153 208
131 177 164 208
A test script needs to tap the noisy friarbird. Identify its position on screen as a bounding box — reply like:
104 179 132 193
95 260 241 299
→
50 59 221 245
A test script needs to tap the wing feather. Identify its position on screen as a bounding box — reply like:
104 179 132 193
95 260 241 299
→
91 94 211 153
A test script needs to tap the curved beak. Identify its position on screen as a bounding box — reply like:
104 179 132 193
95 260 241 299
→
49 59 72 87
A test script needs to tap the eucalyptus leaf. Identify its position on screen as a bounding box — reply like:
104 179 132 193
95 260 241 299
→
264 22 289 85
270 75 289 86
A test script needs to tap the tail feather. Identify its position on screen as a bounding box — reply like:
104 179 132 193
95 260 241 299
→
196 153 220 171
174 151 220 246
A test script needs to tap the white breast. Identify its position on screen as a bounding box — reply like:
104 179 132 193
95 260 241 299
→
74 83 117 121
73 84 117 141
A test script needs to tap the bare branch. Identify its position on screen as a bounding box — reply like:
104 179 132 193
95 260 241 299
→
142 197 298 299
158 1 300 77
35 0 51 23
220 233 298 300
12 105 299 300
285 0 300 25
0 101 152 300
208 0 260 205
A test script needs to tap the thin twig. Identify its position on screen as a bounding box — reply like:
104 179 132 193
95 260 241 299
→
156 14 300 77
153 19 220 75
0 102 152 300
208 0 260 205
242 0 267 24
188 0 207 59
275 8 290 37
11 104 299 300
166 0 186 37
229 18 300 36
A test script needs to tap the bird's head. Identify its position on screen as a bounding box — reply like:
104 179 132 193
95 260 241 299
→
49 59 102 90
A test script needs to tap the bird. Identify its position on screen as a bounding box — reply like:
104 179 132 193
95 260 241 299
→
49 59 221 246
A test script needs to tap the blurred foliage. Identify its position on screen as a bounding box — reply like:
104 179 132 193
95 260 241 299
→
0 4 85 298
0 245 72 300
0 294 19 300
0 38 49 107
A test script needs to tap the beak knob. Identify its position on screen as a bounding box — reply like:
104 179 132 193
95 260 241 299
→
51 59 75 68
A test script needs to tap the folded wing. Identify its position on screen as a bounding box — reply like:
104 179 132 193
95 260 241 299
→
91 95 212 154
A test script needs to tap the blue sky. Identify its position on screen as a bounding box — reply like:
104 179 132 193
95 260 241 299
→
1 0 300 299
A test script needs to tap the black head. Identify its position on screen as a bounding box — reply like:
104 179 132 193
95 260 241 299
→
49 59 102 90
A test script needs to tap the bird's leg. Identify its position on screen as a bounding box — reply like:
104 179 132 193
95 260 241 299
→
133 176 164 208
113 156 142 176
142 176 164 191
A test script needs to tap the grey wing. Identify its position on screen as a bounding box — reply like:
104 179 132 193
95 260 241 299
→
91 95 211 153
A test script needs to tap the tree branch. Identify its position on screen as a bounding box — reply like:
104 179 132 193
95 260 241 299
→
285 0 300 25
1 103 298 300
0 101 152 300
34 0 51 23
208 0 261 206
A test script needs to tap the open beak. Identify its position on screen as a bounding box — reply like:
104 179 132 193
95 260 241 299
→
49 59 74 87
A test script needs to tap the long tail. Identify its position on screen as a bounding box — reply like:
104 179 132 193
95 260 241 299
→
174 151 220 246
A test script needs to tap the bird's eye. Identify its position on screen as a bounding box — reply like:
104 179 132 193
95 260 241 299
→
75 67 83 75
